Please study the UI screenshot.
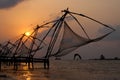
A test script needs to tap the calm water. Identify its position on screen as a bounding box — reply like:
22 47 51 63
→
0 60 120 80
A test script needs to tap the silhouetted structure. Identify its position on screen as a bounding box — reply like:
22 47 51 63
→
0 8 115 70
100 54 105 60
74 54 82 60
114 57 118 60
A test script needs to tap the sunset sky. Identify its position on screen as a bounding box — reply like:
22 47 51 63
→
0 0 120 59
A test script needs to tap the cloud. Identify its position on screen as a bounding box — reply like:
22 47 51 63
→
0 0 24 9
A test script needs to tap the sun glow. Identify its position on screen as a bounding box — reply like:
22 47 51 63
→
25 32 31 36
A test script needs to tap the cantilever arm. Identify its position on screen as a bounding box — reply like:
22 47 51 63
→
62 10 115 31
68 13 90 39
68 11 115 31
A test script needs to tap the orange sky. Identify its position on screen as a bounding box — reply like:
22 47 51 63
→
0 0 120 42
0 0 120 58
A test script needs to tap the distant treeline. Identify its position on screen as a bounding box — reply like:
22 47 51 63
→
91 54 120 60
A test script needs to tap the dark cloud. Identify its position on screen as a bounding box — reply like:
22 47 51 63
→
0 0 24 9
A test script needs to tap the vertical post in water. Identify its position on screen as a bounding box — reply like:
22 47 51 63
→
44 58 49 69
0 60 1 71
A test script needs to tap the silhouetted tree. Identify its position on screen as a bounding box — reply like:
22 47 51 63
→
114 57 118 60
100 54 105 60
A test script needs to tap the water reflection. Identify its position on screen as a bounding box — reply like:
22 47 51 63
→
20 63 50 80
1 60 120 80
23 71 31 80
26 77 31 80
22 63 28 70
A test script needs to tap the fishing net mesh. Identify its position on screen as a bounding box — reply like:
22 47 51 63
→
16 43 29 57
55 21 90 57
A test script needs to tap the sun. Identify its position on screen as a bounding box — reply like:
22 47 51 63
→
25 31 31 36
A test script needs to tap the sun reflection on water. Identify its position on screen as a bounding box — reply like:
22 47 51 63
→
21 63 32 80
26 77 31 80
22 63 28 70
9 63 50 80
23 71 32 80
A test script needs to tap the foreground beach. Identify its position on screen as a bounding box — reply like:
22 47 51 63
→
0 60 120 80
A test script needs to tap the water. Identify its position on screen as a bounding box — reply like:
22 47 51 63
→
0 60 120 80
